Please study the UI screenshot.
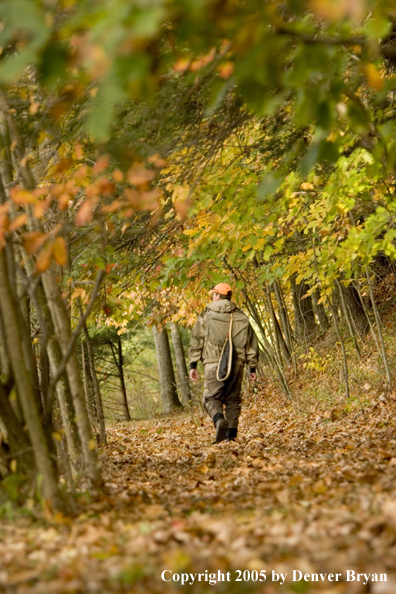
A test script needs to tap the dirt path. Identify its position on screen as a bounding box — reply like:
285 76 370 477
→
2 383 396 593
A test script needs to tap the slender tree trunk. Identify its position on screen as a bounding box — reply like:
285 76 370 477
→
291 275 316 342
39 337 51 412
0 251 61 506
243 291 292 399
21 260 81 466
336 280 361 360
170 323 191 404
343 283 368 338
273 280 297 374
312 288 330 332
0 313 11 386
82 341 94 427
41 271 101 484
152 326 183 413
365 269 392 388
82 324 107 445
0 383 36 474
329 298 350 400
265 287 291 366
273 281 294 349
117 337 131 421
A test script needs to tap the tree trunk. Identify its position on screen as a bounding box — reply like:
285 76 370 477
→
117 337 131 421
0 251 61 506
291 275 316 342
170 323 191 404
152 326 183 413
336 280 361 360
265 287 291 366
273 280 294 351
81 341 94 427
312 288 330 332
41 271 101 485
0 382 36 474
82 324 107 445
344 283 369 338
22 262 81 466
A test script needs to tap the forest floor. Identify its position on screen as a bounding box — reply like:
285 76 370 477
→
2 374 396 594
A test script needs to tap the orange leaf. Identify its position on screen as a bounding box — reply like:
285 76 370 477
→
35 245 52 273
53 158 73 175
23 231 47 255
218 62 234 79
96 177 115 197
8 214 28 232
173 58 191 73
9 186 35 205
52 237 67 266
101 200 123 213
124 187 162 211
127 163 155 188
57 193 71 211
112 169 124 182
74 142 84 160
148 154 167 168
75 198 98 226
33 195 52 219
93 155 110 175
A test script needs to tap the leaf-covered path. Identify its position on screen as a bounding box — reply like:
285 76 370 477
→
2 382 396 594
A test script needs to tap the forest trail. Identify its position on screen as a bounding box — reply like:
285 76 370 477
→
2 381 396 594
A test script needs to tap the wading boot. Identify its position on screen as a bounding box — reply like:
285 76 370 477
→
213 413 228 443
226 428 238 442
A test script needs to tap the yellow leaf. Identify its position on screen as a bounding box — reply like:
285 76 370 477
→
364 63 384 90
301 182 314 190
29 102 40 115
197 464 209 473
10 459 17 473
312 479 327 494
52 432 62 442
88 439 97 450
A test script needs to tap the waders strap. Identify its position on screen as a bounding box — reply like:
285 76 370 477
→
216 313 233 382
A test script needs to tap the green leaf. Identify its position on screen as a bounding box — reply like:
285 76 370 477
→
364 16 392 40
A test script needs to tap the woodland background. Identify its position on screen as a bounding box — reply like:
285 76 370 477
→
2 0 396 592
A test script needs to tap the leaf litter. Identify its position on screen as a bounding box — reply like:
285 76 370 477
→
2 380 396 593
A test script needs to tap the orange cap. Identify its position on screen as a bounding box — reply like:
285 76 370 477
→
209 283 232 296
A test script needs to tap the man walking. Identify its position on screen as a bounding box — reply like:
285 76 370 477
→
189 283 259 443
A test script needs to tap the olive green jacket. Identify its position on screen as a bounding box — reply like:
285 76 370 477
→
189 300 259 371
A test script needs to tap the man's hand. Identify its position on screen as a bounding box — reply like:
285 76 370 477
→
190 369 200 381
249 372 257 382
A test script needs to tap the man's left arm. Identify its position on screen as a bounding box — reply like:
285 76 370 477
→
189 314 205 381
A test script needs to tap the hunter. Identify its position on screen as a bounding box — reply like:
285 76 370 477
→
189 283 259 443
